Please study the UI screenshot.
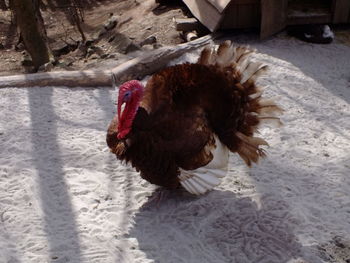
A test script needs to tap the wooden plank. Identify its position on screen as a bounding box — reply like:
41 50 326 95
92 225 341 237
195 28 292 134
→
207 0 231 13
288 14 332 25
233 0 259 4
174 18 201 31
333 0 350 23
237 4 260 28
220 3 238 28
260 0 288 39
220 2 260 29
182 0 223 31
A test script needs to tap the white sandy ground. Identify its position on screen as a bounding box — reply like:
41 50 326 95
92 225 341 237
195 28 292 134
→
0 34 350 263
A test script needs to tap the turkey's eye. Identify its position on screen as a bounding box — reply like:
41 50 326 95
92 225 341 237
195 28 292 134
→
123 91 132 102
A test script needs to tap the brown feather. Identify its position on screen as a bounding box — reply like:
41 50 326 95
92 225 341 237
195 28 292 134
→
197 46 213 65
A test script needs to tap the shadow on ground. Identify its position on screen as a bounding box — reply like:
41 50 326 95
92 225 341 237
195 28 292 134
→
129 189 302 263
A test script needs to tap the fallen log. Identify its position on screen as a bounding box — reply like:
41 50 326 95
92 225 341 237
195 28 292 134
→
0 33 221 88
183 31 198 42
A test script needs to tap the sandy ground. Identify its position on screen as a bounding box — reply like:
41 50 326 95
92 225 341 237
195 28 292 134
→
0 34 350 263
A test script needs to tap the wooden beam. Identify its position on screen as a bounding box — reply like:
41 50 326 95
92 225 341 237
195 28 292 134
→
174 17 201 32
333 0 350 23
182 0 223 32
260 0 288 39
288 14 332 26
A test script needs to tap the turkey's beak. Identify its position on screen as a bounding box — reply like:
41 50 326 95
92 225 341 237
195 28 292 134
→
120 102 126 117
117 101 126 121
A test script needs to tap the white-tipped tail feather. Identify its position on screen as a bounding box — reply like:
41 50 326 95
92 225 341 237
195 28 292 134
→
180 41 283 193
179 135 229 195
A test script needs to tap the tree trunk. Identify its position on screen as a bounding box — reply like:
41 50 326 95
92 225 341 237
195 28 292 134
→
70 6 86 43
12 0 53 69
0 0 7 10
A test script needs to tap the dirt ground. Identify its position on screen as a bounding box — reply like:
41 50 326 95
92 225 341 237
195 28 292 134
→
0 0 191 76
0 0 349 77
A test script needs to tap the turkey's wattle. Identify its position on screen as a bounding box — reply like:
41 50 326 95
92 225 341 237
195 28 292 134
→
106 41 282 195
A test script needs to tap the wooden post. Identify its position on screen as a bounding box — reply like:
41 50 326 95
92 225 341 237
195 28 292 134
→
333 0 350 23
260 0 288 39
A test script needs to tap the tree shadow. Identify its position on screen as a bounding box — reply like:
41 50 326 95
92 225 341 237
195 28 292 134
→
129 190 303 263
27 87 82 262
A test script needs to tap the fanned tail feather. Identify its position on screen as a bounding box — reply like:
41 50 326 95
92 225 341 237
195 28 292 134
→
178 135 229 195
179 170 222 195
235 132 267 166
198 40 283 166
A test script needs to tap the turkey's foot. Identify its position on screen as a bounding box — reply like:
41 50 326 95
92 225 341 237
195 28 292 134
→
142 188 170 209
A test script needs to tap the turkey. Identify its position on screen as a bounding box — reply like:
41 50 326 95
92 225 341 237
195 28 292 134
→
106 41 282 195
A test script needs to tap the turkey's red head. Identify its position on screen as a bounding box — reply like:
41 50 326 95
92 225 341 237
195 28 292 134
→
117 80 144 139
